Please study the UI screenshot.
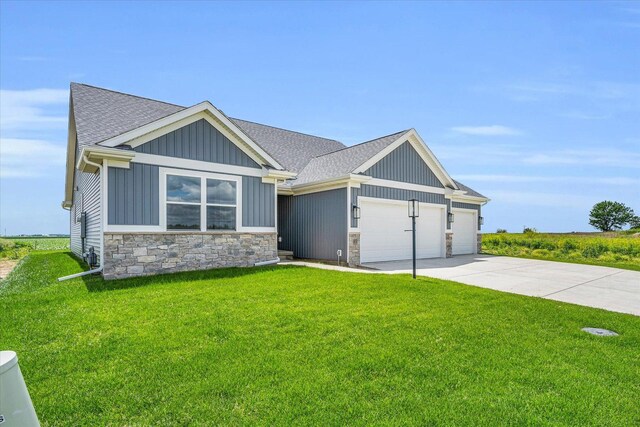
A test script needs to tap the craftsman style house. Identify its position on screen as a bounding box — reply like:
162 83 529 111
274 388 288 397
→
63 84 488 279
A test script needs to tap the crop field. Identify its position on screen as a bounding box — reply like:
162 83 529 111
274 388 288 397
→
482 232 640 271
0 237 69 259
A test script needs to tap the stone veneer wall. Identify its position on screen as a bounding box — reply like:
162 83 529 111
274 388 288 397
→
348 232 360 266
477 233 482 254
445 232 453 258
103 232 277 280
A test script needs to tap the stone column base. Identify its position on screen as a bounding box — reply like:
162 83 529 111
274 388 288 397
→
446 232 453 258
103 232 277 280
348 232 360 266
477 233 483 254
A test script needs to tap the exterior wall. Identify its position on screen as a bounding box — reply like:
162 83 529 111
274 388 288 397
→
103 232 277 279
351 184 446 228
242 176 275 227
277 189 348 261
134 118 260 168
348 232 360 266
364 141 444 188
107 163 275 228
70 167 101 263
452 201 482 230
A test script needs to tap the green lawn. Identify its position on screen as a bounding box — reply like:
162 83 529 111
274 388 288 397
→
482 232 640 271
1 251 639 426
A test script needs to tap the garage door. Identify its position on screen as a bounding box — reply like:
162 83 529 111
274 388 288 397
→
360 199 444 263
452 210 476 255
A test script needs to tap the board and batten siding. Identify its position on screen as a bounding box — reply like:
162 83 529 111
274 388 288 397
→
134 119 260 168
278 189 347 260
108 163 275 228
242 176 275 227
70 168 101 262
452 201 482 230
108 163 160 225
351 184 446 228
364 141 444 188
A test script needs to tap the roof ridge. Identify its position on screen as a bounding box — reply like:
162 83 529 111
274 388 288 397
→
71 82 187 110
230 117 343 145
310 129 410 160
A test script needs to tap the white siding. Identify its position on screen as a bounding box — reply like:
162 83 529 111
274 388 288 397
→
69 167 102 264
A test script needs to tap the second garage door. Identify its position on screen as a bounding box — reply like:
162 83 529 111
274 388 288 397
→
452 210 477 255
360 198 444 263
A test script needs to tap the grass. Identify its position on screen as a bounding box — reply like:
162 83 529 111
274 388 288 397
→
482 232 640 271
0 237 69 260
1 251 639 426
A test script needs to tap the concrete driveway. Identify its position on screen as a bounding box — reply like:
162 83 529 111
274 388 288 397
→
363 255 640 316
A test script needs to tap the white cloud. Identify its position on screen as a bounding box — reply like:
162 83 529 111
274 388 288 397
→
0 88 69 179
523 149 640 168
0 88 68 131
450 125 522 136
455 174 640 186
0 138 66 178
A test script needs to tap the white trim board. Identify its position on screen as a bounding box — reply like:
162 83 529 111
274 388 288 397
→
132 152 264 178
365 178 446 195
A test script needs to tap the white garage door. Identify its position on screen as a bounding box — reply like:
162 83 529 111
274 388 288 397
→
452 210 476 255
360 199 444 263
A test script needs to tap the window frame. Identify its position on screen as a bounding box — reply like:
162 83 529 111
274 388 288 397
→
160 168 241 232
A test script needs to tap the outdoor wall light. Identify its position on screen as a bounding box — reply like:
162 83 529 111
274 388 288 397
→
352 205 361 220
408 199 419 218
448 212 455 223
479 216 484 226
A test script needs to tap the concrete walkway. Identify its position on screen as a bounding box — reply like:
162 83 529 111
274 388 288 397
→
281 256 640 316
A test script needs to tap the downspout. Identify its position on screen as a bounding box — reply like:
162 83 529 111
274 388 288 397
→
58 155 104 281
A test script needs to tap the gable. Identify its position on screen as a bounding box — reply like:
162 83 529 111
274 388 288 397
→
364 141 444 188
134 118 260 168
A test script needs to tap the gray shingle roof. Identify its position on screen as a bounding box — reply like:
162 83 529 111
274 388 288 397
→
229 118 345 173
69 84 485 199
71 83 184 147
453 180 487 199
292 130 410 186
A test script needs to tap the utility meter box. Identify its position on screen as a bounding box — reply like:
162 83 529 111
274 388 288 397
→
0 351 39 426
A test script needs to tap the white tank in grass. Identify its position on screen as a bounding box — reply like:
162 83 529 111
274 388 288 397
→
0 351 40 426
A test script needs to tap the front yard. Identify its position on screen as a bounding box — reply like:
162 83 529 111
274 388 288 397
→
1 251 639 425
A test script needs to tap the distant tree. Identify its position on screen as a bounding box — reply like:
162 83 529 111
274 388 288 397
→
523 227 537 234
588 201 634 232
629 215 640 230
496 228 508 234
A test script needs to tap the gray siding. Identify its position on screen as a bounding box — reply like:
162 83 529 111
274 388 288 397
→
134 119 260 168
452 201 482 230
70 168 101 263
364 141 444 188
242 176 275 227
108 164 160 225
278 189 347 260
351 184 446 227
108 163 273 228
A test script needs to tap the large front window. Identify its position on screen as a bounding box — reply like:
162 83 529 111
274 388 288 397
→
165 174 237 231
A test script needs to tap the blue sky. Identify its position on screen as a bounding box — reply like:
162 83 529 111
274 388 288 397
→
1 1 639 235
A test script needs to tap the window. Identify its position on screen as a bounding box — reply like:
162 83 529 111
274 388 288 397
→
206 179 237 230
165 173 238 231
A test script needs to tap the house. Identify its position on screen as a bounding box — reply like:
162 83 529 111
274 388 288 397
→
62 83 488 279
